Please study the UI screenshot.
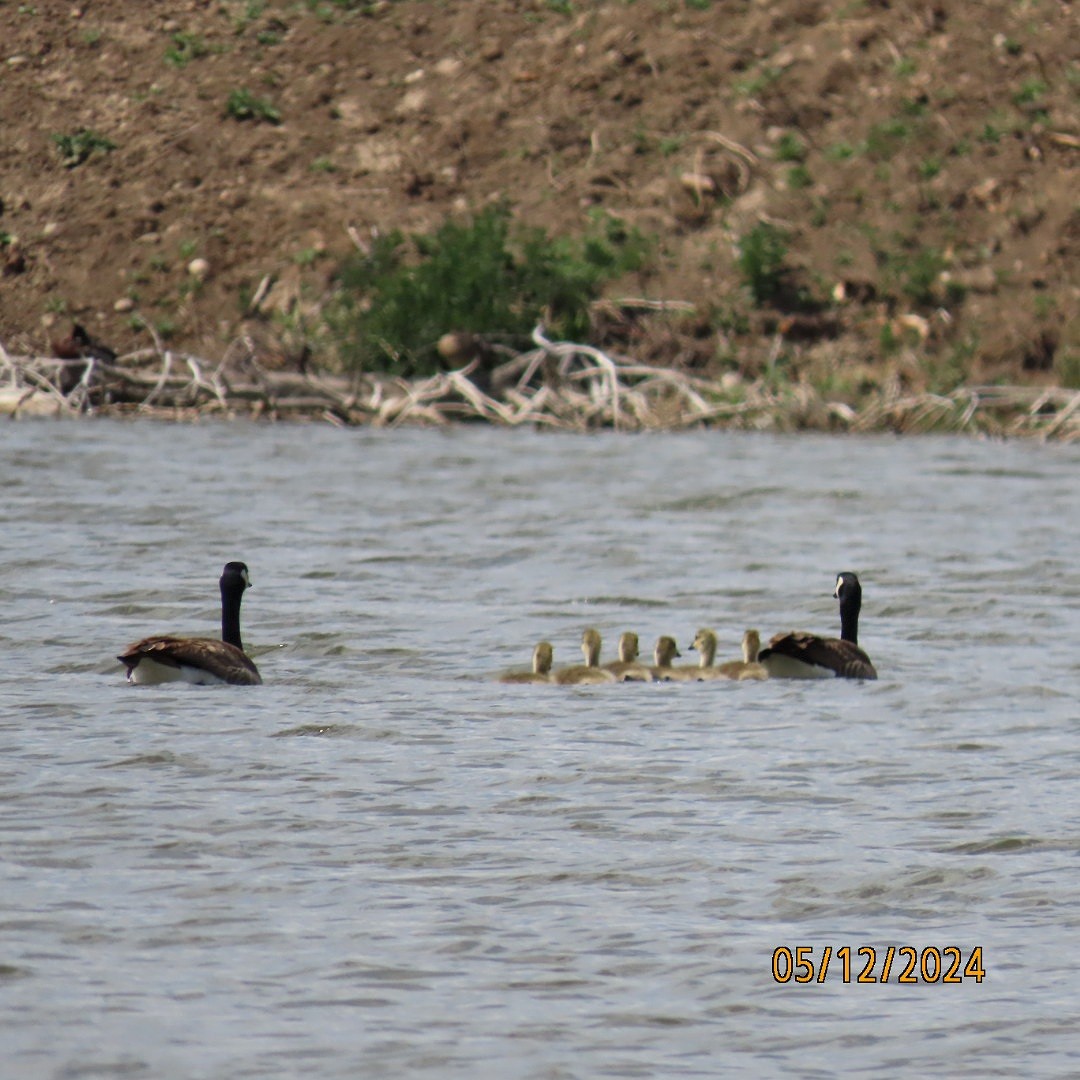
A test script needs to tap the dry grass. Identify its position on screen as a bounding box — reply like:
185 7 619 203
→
2 331 1077 442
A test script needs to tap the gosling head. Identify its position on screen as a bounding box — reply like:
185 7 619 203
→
581 628 603 667
654 636 681 667
616 632 640 663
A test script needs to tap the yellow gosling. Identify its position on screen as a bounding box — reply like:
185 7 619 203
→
650 635 697 682
714 629 768 681
553 628 616 685
603 631 652 682
499 641 555 684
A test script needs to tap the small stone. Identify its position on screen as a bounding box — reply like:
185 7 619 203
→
953 265 998 294
397 87 428 115
187 257 210 280
434 57 463 78
114 297 135 313
41 221 61 238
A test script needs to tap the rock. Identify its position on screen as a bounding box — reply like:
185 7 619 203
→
396 87 428 115
434 57 463 78
187 257 210 280
114 297 135 313
951 265 998 294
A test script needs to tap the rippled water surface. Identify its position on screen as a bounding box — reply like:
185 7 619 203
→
2 420 1078 1078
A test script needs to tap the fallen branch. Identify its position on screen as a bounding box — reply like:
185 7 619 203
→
1 333 1077 441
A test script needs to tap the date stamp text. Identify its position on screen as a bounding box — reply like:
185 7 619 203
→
772 945 986 984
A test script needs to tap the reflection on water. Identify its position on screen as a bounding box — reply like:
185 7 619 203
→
1 420 1078 1077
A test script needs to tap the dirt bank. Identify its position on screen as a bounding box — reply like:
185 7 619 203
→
1 0 1077 393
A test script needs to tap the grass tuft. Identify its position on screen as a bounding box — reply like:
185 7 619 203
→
326 204 651 377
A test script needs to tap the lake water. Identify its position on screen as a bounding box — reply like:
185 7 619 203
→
1 419 1078 1078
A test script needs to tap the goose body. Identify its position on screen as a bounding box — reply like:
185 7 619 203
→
603 632 652 682
759 572 877 680
650 635 698 681
554 628 616 685
499 641 555 684
714 629 768 681
687 627 766 681
118 562 262 686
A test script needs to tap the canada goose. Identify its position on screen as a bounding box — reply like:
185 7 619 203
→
118 561 262 686
602 631 652 682
650 635 697 681
759 571 877 680
553 628 616 685
499 641 555 684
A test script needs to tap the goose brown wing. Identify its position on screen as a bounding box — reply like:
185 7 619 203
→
762 632 877 680
830 641 877 680
118 636 262 685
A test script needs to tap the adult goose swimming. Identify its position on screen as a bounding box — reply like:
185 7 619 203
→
758 571 877 680
118 561 263 686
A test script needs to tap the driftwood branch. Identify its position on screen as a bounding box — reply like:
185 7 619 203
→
0 332 1077 441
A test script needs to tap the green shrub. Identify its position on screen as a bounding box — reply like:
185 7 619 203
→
787 164 812 190
1058 348 1080 390
326 204 650 377
52 128 116 168
775 132 806 162
900 249 946 306
164 32 210 67
225 89 281 124
736 222 789 306
863 119 910 161
1013 79 1047 106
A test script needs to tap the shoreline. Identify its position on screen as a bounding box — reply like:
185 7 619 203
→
2 336 1077 442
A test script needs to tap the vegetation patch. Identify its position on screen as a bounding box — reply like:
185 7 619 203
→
326 205 652 378
224 88 281 124
164 32 213 67
51 128 116 168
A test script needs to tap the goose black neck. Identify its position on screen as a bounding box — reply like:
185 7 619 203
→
838 584 861 644
220 574 245 651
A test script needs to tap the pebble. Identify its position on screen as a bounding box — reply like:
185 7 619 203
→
187 258 210 280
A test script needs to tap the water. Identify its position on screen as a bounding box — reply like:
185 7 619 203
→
1 420 1078 1078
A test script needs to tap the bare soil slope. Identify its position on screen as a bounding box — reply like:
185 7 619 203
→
1 0 1077 387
